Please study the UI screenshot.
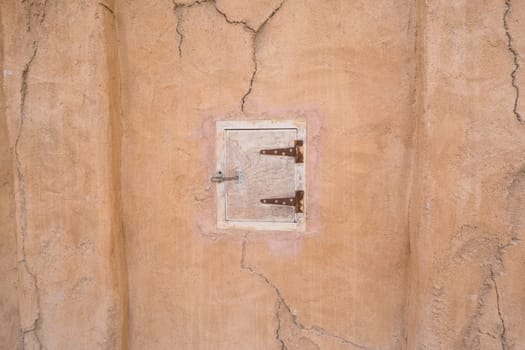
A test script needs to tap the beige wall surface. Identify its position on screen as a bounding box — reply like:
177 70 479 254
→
407 1 525 348
0 1 524 349
0 7 22 347
118 0 413 349
1 1 127 349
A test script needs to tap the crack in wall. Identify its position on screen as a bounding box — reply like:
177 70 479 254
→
464 235 519 348
479 330 499 340
172 0 208 58
481 166 525 349
206 2 258 112
21 0 48 32
174 8 184 58
461 165 524 348
19 263 42 349
238 0 285 112
173 0 216 58
275 301 286 350
98 2 115 15
490 269 508 350
465 273 493 348
503 0 524 123
172 0 285 111
16 42 42 350
240 239 370 349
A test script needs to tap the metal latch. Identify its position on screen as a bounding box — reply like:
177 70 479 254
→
260 190 304 213
260 140 304 163
210 170 244 184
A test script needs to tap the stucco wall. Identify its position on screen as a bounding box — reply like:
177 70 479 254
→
0 1 524 349
407 1 525 348
117 0 413 348
0 9 22 346
1 1 127 349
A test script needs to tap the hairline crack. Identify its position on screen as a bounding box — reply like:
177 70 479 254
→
240 239 370 349
490 269 508 350
503 0 523 123
16 41 42 350
172 0 286 112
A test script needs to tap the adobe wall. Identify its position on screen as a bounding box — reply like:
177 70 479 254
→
1 1 127 349
117 0 413 348
407 1 525 348
0 1 524 349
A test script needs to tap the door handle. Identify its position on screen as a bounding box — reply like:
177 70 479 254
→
210 170 244 184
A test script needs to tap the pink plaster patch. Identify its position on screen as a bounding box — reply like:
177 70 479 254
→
190 108 324 252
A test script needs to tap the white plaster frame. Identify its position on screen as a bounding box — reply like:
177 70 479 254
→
215 120 306 232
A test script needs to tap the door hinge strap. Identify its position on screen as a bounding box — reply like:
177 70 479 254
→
260 190 304 213
259 140 304 163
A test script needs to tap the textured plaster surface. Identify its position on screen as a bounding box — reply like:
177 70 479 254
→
0 9 22 347
0 0 524 349
1 1 128 349
407 1 525 349
118 0 413 348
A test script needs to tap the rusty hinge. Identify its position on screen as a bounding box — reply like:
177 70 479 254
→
260 140 304 163
260 190 304 213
